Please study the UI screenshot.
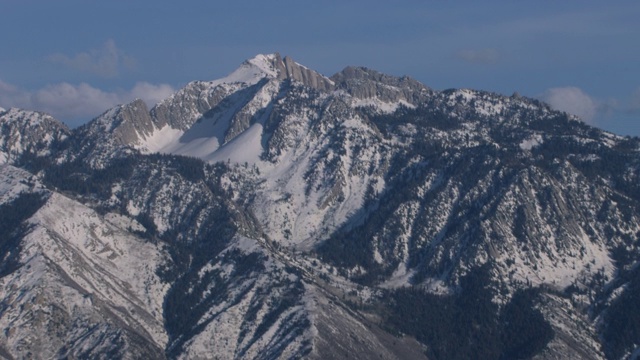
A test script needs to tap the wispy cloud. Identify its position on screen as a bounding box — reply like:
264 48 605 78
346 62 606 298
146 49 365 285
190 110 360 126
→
47 39 135 78
0 79 174 126
454 48 499 65
0 79 31 108
538 86 628 131
539 86 599 124
129 82 175 106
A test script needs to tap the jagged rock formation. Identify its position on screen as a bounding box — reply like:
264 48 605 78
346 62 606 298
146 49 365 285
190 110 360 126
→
0 108 69 165
66 99 155 168
278 55 335 91
330 65 430 104
1 53 640 359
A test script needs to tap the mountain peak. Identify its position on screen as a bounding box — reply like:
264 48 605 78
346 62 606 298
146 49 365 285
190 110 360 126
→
279 55 334 91
243 53 283 79
88 98 151 133
229 53 334 91
0 107 69 165
5 53 640 360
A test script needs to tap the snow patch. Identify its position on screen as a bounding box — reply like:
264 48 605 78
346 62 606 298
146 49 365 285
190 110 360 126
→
0 165 43 202
207 123 264 164
448 89 476 105
211 53 279 87
137 125 183 153
520 134 543 150
126 200 141 216
380 268 416 289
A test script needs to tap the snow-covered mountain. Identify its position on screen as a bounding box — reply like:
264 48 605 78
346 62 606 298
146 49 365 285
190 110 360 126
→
1 53 640 359
0 108 69 165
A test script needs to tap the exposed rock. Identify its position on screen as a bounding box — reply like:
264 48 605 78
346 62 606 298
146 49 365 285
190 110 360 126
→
0 108 69 165
331 66 430 105
151 81 237 131
280 55 334 91
68 99 154 168
96 99 155 146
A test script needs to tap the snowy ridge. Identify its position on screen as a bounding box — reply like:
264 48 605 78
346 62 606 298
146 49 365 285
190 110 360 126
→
0 165 44 203
0 166 168 358
218 53 280 85
2 53 640 359
131 54 284 155
128 59 404 250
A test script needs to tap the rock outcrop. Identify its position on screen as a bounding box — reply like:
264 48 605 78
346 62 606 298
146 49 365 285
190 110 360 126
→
331 66 430 105
0 108 69 165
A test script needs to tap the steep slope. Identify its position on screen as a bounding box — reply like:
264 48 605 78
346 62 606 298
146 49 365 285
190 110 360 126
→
320 92 638 289
0 165 168 359
27 152 428 359
66 99 155 168
2 53 640 359
136 57 432 251
143 53 333 155
74 54 403 250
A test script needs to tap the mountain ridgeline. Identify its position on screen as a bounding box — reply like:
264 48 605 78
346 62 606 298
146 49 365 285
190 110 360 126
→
1 53 640 359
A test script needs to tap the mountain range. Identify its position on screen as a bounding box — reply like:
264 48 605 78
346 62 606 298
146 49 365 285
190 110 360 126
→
1 53 640 359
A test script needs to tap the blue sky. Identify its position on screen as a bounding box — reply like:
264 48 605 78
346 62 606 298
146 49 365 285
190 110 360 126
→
1 1 639 135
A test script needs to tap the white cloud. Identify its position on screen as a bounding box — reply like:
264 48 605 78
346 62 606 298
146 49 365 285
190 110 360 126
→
31 83 121 120
129 82 176 107
0 79 174 126
0 79 31 108
455 48 499 64
539 86 598 123
48 39 135 78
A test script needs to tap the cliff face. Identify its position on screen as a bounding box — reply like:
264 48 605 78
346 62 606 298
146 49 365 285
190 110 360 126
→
331 65 430 104
279 55 335 91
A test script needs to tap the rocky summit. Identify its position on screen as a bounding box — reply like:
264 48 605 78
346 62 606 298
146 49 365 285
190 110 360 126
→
1 54 640 359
